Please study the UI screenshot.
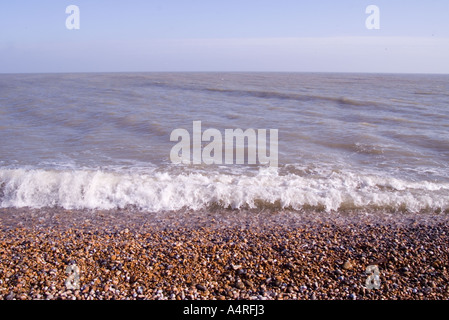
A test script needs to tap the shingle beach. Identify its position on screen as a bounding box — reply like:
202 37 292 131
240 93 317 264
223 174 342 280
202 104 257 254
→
1 208 448 300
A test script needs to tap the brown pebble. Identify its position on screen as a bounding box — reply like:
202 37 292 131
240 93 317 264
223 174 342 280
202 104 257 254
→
343 260 353 270
235 281 245 290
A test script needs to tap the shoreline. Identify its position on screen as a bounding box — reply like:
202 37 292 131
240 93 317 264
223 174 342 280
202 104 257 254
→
1 208 448 300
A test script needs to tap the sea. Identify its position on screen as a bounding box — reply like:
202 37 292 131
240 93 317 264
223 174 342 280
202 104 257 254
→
1 72 448 217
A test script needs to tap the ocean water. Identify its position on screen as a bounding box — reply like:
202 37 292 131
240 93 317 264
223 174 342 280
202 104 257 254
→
0 72 448 214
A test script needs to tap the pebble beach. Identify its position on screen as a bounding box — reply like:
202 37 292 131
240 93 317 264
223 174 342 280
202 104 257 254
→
1 208 448 300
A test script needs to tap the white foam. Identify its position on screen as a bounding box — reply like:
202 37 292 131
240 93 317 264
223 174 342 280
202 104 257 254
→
0 167 448 213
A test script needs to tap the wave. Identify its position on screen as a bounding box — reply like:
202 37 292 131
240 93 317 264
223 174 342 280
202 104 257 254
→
1 167 448 214
137 79 382 108
205 88 381 107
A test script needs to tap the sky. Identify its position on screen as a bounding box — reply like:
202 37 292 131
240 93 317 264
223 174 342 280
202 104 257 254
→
0 0 448 74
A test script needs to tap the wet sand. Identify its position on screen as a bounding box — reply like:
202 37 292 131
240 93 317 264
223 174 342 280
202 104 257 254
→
0 208 448 300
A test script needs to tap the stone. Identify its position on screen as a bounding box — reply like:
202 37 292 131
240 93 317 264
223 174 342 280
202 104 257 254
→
196 284 207 292
235 281 245 290
343 260 353 270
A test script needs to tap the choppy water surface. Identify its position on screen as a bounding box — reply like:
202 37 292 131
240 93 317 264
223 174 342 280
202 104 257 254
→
0 72 448 214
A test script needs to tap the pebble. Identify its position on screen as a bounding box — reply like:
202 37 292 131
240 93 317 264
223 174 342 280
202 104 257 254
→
1 210 449 300
235 281 245 290
343 260 353 270
196 284 207 292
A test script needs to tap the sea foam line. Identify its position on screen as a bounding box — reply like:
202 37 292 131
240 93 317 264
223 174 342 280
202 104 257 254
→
0 168 448 213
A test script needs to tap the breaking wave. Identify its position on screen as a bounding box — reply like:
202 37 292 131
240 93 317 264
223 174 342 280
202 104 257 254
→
1 167 448 214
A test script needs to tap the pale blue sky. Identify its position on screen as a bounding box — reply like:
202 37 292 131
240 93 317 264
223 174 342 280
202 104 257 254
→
1 1 448 73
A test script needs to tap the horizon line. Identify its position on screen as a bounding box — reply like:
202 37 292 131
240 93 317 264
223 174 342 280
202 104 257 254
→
1 70 448 76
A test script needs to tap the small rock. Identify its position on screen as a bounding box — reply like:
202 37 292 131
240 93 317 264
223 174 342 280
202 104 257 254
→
236 268 246 275
343 260 353 270
273 279 282 287
196 284 207 292
235 281 245 290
